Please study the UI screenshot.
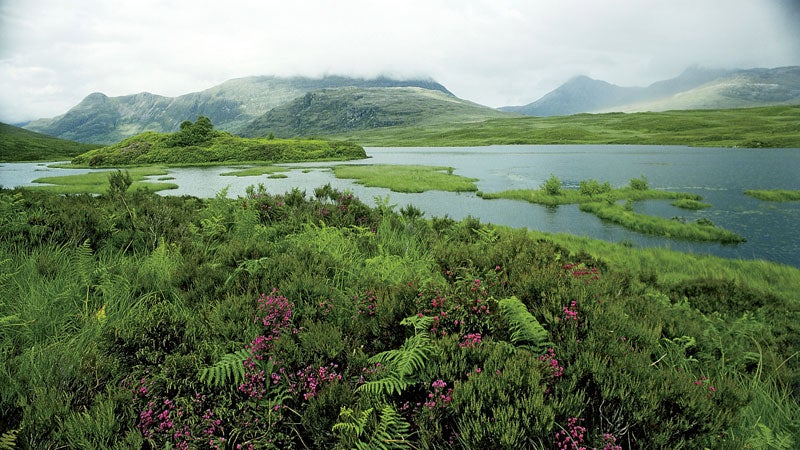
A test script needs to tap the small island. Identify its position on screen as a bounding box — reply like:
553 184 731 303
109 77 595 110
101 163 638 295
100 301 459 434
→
481 175 746 243
744 189 800 202
69 116 366 167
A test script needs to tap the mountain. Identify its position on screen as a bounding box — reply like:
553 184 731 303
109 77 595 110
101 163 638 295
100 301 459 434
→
239 86 513 138
0 122 101 162
502 66 800 116
23 76 453 144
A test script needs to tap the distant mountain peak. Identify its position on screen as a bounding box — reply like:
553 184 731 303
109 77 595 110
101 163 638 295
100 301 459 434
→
502 65 800 116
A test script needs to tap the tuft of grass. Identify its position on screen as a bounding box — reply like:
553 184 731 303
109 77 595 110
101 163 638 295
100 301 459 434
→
671 198 712 209
744 189 800 202
333 164 478 193
220 165 290 177
29 167 177 194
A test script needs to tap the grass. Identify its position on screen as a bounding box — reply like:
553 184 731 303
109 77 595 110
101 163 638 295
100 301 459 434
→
671 198 712 209
0 122 101 162
30 167 178 194
479 179 745 242
579 201 746 243
523 227 799 301
479 186 700 206
332 164 478 193
333 105 800 148
744 189 800 202
220 165 290 177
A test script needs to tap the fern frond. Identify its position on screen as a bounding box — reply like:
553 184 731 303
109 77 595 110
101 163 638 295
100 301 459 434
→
0 428 18 450
359 315 434 397
357 376 410 397
198 349 252 388
499 296 550 354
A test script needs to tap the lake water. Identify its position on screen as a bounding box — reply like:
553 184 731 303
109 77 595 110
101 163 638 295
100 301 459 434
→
2 145 799 267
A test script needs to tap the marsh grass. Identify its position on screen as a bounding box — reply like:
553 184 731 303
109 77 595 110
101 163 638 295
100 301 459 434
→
333 164 478 193
30 167 177 194
744 189 800 202
219 166 290 177
671 198 712 209
579 201 746 243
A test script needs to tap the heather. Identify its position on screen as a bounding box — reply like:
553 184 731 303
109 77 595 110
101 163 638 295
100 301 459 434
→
0 177 798 449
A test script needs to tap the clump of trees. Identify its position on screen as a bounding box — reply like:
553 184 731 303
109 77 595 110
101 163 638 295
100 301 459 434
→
168 116 216 147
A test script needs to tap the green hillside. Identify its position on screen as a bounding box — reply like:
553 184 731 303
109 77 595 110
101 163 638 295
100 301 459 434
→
239 86 515 138
0 122 100 162
334 105 800 148
23 76 453 144
71 117 365 167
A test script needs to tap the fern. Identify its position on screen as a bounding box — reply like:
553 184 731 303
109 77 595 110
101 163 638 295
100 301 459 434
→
357 315 434 397
498 296 550 354
333 405 412 450
0 428 18 450
198 349 252 388
746 423 795 450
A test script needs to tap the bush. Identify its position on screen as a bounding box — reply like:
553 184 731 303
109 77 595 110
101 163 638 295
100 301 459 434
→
542 174 562 195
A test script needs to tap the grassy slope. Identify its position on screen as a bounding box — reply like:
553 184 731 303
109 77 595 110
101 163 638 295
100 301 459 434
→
333 105 800 148
0 122 101 162
70 130 366 167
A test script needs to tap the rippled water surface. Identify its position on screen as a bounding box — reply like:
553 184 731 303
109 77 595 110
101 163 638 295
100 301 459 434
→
2 145 798 267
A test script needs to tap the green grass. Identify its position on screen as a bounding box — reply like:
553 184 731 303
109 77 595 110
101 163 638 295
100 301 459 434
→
744 189 800 202
671 198 712 209
479 180 743 242
523 227 799 301
30 167 178 194
479 186 699 206
579 201 746 243
220 165 290 177
0 122 101 162
70 128 366 167
333 105 800 148
333 164 478 193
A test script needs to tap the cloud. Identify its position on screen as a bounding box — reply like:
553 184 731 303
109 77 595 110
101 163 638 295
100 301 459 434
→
1 0 798 123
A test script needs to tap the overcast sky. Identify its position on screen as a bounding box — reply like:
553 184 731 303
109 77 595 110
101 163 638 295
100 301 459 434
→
1 0 798 124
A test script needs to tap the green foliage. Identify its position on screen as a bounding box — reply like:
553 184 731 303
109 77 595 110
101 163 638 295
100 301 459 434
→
629 175 649 191
542 173 562 195
578 179 612 196
168 116 215 147
745 189 800 202
498 296 549 354
0 186 798 449
198 349 251 388
70 125 366 167
357 315 434 397
333 405 412 450
0 428 18 450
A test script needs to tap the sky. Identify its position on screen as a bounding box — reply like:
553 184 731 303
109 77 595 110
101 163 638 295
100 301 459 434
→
1 0 799 124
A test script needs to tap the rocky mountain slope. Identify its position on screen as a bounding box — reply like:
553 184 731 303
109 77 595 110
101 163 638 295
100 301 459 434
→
502 66 800 116
23 76 453 144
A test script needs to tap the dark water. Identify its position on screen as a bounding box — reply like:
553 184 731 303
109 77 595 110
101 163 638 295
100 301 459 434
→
2 145 799 267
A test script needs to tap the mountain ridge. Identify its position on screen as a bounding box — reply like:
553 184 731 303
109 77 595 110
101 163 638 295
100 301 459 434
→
24 75 454 144
502 66 800 116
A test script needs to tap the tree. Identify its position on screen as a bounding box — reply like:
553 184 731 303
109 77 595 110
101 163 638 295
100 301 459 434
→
169 116 215 147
